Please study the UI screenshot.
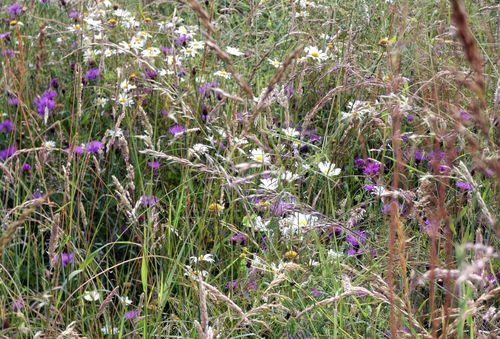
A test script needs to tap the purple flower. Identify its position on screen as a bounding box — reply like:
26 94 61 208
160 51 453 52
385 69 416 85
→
124 310 140 321
225 280 238 290
86 141 103 154
198 81 218 97
414 150 424 162
160 46 173 55
345 230 367 247
311 288 322 298
363 161 380 176
2 49 15 58
0 146 16 161
284 85 294 98
73 145 84 155
168 124 185 137
147 161 160 170
175 34 190 46
406 114 414 123
40 0 49 4
309 134 321 143
459 110 472 123
140 195 159 207
34 90 57 117
270 201 294 217
354 158 365 169
7 95 19 106
247 280 258 291
230 233 247 246
7 4 23 18
456 181 473 191
0 119 14 133
32 190 43 199
0 32 11 41
50 78 59 89
143 68 157 79
11 298 24 312
21 163 31 173
60 252 75 267
68 10 80 20
347 248 358 256
364 184 375 192
85 68 101 81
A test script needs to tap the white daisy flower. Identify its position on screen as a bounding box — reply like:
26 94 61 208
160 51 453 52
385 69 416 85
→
282 127 300 138
141 47 161 58
249 148 271 165
83 290 101 302
120 79 137 92
213 70 231 79
190 254 215 264
95 97 109 107
189 40 205 50
327 249 344 259
260 177 279 191
117 295 133 305
304 46 328 61
318 161 341 177
226 46 244 56
268 58 282 68
117 93 134 107
280 171 300 182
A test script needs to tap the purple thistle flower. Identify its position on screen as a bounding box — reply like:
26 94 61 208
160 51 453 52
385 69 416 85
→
7 95 19 106
68 10 80 20
143 68 157 79
168 124 185 137
7 4 23 18
2 49 15 58
406 114 414 123
32 190 44 199
459 110 472 123
175 34 190 46
363 161 380 176
414 149 424 162
311 288 322 298
11 298 24 312
73 145 84 155
0 145 16 161
230 233 247 246
86 141 103 154
225 280 238 290
354 158 365 169
347 248 358 256
59 252 75 267
50 78 59 90
247 280 258 292
309 133 321 143
160 46 173 55
147 161 160 170
345 230 367 247
140 195 159 207
124 310 140 321
34 89 57 117
364 184 375 192
0 119 14 133
85 68 101 81
456 181 473 191
21 163 31 173
0 32 11 41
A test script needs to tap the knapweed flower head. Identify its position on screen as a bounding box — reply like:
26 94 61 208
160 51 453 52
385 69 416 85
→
85 68 101 81
169 124 186 137
363 161 381 176
147 161 160 170
140 195 159 207
86 140 104 154
0 119 14 133
21 163 31 173
231 233 247 246
7 95 19 106
34 90 57 117
11 297 24 312
58 252 75 267
124 310 140 321
456 181 473 191
0 145 16 161
7 3 23 18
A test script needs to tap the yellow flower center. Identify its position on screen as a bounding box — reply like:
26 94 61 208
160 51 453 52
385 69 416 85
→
311 51 320 58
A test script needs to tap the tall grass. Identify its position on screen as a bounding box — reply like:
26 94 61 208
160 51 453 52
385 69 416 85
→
0 0 498 337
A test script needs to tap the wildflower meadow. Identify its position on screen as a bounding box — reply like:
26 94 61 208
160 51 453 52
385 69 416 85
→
0 0 498 337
